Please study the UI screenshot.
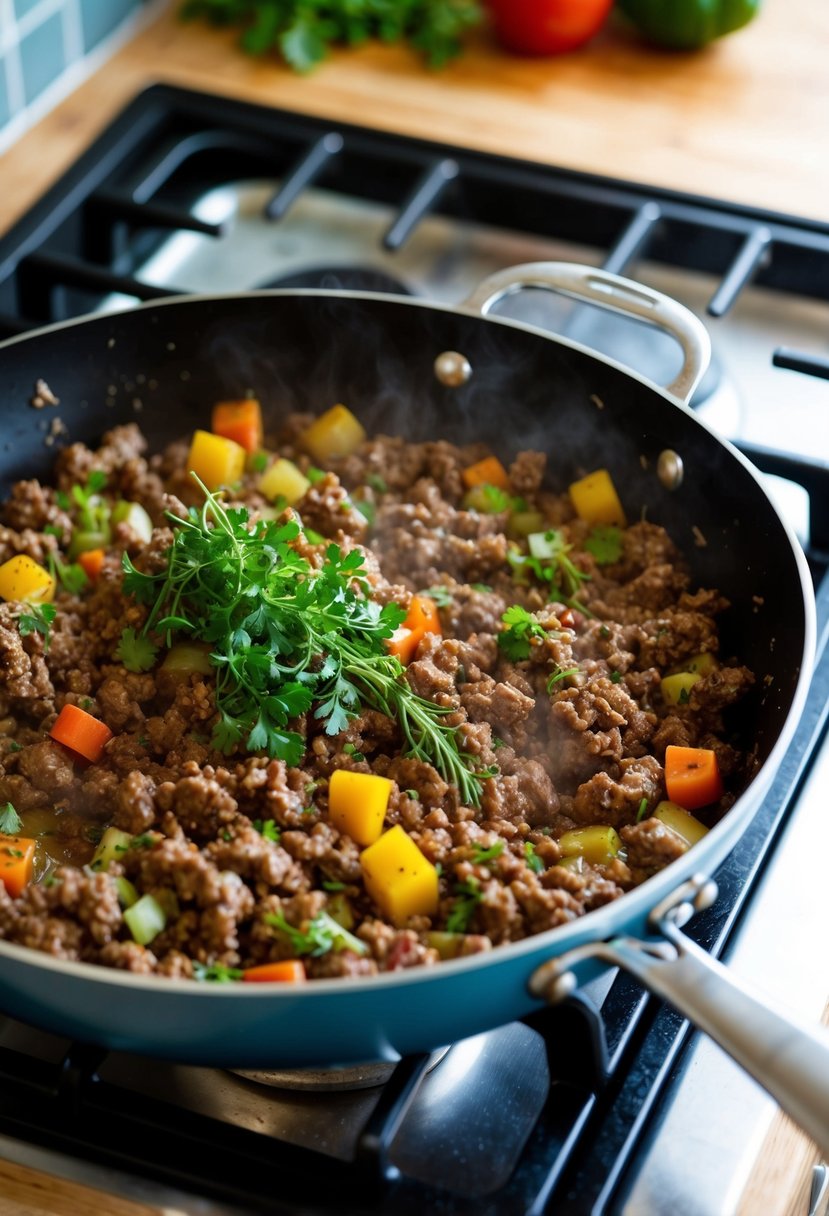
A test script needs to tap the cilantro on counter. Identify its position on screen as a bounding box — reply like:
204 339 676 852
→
179 0 483 72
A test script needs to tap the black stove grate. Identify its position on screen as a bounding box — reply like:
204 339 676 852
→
2 84 829 1215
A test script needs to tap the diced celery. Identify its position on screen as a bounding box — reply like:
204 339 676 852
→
556 854 586 873
426 931 466 960
68 528 111 559
123 894 167 946
112 501 153 544
527 531 559 559
89 826 133 872
113 876 139 908
326 892 355 931
315 910 368 956
509 511 545 538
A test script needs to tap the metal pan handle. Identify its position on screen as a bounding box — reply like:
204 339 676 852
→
462 262 711 407
529 876 829 1157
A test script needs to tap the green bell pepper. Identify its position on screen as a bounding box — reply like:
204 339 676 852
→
616 0 761 50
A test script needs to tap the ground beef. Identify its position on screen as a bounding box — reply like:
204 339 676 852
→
0 416 757 984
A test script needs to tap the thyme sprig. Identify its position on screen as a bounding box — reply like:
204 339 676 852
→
119 478 486 805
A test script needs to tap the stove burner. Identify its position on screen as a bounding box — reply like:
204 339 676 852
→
233 1047 449 1091
258 265 413 295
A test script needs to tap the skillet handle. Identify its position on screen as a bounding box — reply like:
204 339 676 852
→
529 876 829 1157
462 261 711 407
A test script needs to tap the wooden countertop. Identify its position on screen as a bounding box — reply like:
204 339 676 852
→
1 3 827 1212
1 0 828 237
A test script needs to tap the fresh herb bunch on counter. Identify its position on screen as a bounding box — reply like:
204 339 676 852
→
179 0 483 71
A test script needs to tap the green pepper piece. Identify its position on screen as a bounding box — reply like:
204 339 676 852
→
616 0 761 49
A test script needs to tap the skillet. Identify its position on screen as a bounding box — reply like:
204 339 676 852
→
0 262 825 1151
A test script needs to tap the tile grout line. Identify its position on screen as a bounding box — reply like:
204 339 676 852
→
0 0 26 118
62 0 83 63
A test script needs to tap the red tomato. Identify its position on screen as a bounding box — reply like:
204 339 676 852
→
486 0 614 55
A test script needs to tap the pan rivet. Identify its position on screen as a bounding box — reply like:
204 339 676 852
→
434 351 472 387
657 449 684 491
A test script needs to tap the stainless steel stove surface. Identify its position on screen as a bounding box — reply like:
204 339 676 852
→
1 84 828 1216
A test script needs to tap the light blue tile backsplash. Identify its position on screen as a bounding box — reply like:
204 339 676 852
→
0 0 155 146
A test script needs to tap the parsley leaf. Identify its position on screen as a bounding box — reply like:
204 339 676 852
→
584 525 623 565
265 909 368 957
524 841 544 874
497 605 547 661
0 803 22 834
192 962 244 983
116 628 159 673
509 529 592 614
17 603 57 653
446 878 482 934
366 473 387 493
471 840 503 864
253 818 280 843
422 585 453 608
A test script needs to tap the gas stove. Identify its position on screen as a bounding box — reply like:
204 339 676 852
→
1 84 828 1216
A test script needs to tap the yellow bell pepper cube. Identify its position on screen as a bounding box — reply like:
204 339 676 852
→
360 825 439 925
660 671 701 706
569 469 627 527
187 430 246 491
653 800 709 846
557 825 622 866
329 770 392 847
258 458 311 506
301 404 366 463
0 555 55 604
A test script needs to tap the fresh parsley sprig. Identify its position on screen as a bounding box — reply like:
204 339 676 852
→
17 603 57 653
0 802 22 834
119 478 486 805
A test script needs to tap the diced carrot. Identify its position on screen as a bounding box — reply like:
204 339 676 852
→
386 626 423 665
50 704 113 763
462 456 509 492
242 960 307 983
77 548 105 582
212 399 264 454
0 834 35 897
664 745 724 811
405 595 442 638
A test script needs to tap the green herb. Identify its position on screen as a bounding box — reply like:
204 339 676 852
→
222 829 233 841
470 583 492 593
0 803 22 834
342 742 365 762
129 833 156 850
584 525 623 565
546 665 580 693
138 735 149 748
322 879 346 891
405 788 420 800
471 840 504 864
180 0 483 72
599 624 611 639
481 483 511 513
306 466 326 484
250 451 269 473
7 741 22 753
253 818 281 843
366 473 387 493
609 670 622 684
637 797 650 822
48 551 89 596
446 877 482 934
192 961 244 983
43 523 62 538
85 824 104 844
435 861 443 877
116 627 159 673
678 686 691 705
422 585 453 608
81 698 93 710
3 847 23 858
55 490 71 511
509 530 592 614
497 604 547 661
17 602 57 653
265 909 368 956
67 471 109 533
43 874 59 887
120 479 485 805
304 527 325 544
491 735 505 750
354 500 376 527
524 841 544 874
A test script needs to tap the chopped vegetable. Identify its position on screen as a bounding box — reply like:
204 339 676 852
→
557 825 622 866
664 745 724 810
360 824 439 925
49 704 113 763
426 931 467 960
17 603 57 652
265 908 368 957
508 510 545 537
385 625 423 666
242 960 307 983
112 500 153 544
404 594 442 639
301 404 366 462
187 429 246 491
326 890 355 930
113 876 140 908
660 671 700 706
617 0 760 49
569 469 626 527
470 840 504 864
497 604 547 660
0 803 22 834
160 641 214 677
212 398 264 454
258 457 311 506
584 525 623 565
77 548 105 582
446 877 482 933
421 585 453 608
653 800 710 846
193 962 245 982
0 555 55 604
462 455 509 491
461 483 511 513
253 818 280 843
488 0 613 53
524 841 544 873
677 651 718 676
123 893 167 946
0 835 35 897
512 530 590 609
328 769 393 846
89 826 134 871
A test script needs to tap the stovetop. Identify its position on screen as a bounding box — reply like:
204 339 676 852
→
1 84 829 1215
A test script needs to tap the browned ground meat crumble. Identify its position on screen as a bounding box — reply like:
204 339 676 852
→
0 420 755 979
